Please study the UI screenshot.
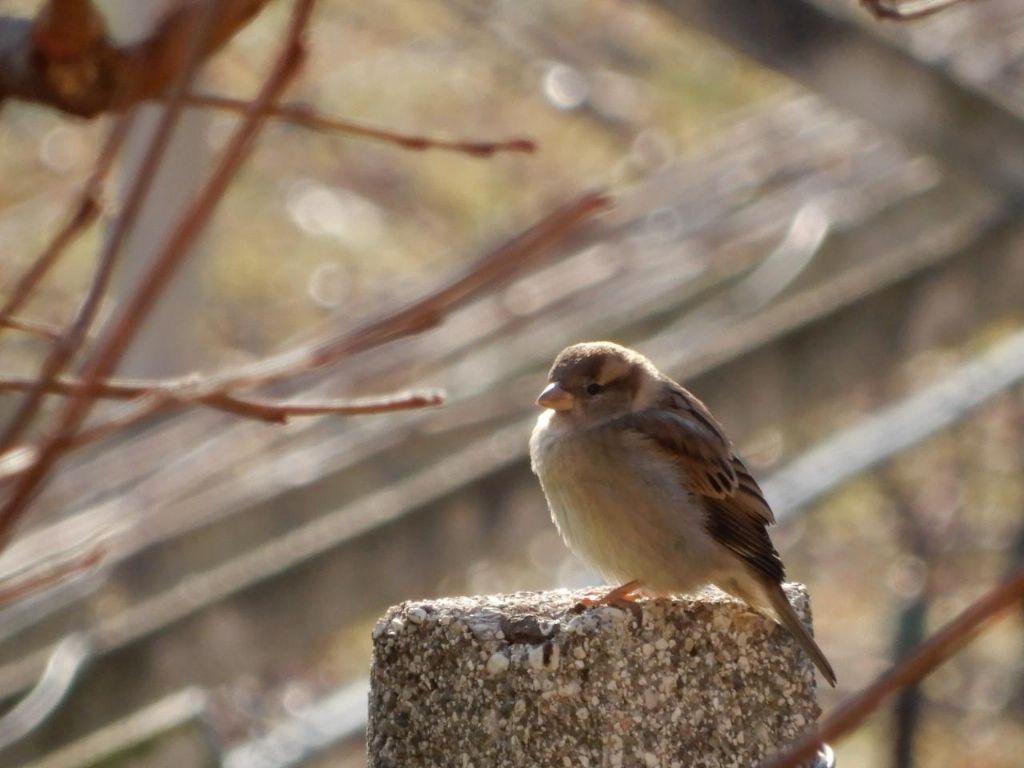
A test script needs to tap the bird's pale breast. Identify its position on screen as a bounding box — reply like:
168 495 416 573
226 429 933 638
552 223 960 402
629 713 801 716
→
530 411 730 594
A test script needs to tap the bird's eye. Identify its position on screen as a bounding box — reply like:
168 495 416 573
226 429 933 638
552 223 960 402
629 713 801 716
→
585 382 603 396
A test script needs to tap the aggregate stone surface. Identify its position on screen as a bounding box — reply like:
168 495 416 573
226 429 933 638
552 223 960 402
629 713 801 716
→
368 585 822 768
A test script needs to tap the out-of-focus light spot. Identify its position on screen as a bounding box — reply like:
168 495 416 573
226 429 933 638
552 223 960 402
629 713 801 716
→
542 63 589 111
630 129 675 176
277 448 327 488
715 165 760 204
742 429 785 471
885 555 928 599
286 179 383 248
39 125 85 174
925 655 962 700
973 674 1014 714
644 206 683 243
307 263 351 309
281 682 313 716
591 69 643 122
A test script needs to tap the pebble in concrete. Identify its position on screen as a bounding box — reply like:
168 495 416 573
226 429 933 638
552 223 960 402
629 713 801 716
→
368 585 822 768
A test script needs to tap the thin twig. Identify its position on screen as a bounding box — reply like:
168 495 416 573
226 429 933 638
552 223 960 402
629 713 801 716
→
197 390 445 421
186 92 536 157
760 564 1024 768
210 191 612 392
0 196 99 333
0 317 62 342
0 543 104 607
861 0 976 20
0 0 317 553
0 190 606 436
0 374 444 420
0 111 131 337
0 189 608 412
0 4 219 454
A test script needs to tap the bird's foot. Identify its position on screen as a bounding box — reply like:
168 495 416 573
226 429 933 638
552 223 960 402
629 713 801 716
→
573 580 643 613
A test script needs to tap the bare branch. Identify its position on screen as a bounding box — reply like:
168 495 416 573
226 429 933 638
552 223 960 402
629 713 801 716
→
1 190 608 422
0 375 443 418
0 191 605 485
0 376 156 401
191 390 446 422
186 92 537 157
0 317 62 342
0 0 275 117
0 0 317 553
212 191 612 392
760 563 1024 768
0 132 114 338
0 542 104 607
0 4 219 454
861 0 977 20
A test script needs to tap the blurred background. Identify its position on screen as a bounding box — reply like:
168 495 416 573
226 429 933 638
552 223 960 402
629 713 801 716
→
0 0 1023 766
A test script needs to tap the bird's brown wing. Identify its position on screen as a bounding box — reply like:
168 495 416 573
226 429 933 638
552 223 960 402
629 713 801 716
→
617 386 738 498
617 383 783 583
704 496 786 583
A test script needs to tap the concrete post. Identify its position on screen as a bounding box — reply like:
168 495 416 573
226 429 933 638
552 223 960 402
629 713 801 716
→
368 586 825 768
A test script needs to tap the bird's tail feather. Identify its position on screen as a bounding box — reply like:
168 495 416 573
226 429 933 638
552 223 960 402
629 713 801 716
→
764 583 837 687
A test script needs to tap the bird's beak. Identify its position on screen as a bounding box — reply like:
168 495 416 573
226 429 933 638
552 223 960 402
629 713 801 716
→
537 382 574 411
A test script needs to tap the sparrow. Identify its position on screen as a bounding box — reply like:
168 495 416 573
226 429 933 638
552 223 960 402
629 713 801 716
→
529 341 836 687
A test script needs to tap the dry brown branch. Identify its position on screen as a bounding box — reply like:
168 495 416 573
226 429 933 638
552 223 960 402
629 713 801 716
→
0 375 191 400
0 196 100 336
0 375 444 421
0 190 606 516
0 110 127 339
0 5 220 454
0 318 62 342
0 541 104 607
208 390 446 421
0 1 317 552
761 563 1024 768
0 196 604 466
50 387 442 458
0 191 608 422
0 0 275 116
211 191 612 393
861 0 976 19
186 92 537 157
0 193 604 446
0 190 605 443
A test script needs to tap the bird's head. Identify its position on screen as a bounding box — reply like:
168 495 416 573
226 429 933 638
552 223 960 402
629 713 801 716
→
536 341 659 423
